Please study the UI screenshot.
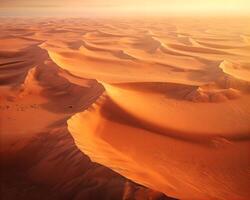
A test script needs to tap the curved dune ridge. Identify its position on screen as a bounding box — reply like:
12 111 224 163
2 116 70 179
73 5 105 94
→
1 17 250 200
219 60 250 82
68 91 250 200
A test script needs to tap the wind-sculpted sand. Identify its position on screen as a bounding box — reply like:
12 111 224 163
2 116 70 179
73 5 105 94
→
1 17 250 200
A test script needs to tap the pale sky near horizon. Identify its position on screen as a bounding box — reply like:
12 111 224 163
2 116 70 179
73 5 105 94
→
1 0 250 16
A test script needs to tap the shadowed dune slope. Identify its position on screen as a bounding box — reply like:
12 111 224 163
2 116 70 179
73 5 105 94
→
0 20 175 200
1 17 250 200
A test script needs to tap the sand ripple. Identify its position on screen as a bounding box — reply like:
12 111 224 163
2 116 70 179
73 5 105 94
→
1 17 250 200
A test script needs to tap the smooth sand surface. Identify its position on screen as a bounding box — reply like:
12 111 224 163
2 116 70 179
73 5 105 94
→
1 17 250 200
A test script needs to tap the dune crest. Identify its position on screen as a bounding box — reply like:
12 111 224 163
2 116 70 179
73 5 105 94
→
219 60 250 82
185 85 241 102
68 89 250 200
1 17 250 200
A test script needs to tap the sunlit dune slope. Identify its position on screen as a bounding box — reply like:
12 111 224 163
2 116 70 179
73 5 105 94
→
220 60 250 82
1 19 173 200
63 18 250 200
68 90 250 200
1 17 250 200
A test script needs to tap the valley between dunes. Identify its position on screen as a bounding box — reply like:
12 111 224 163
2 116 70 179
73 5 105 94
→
0 17 250 200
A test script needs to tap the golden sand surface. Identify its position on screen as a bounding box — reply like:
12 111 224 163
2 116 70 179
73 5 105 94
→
0 17 250 200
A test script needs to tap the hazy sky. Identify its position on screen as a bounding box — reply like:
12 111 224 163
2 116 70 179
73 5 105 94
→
1 0 250 16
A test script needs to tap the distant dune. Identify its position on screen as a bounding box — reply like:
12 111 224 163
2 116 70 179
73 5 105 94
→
0 17 250 200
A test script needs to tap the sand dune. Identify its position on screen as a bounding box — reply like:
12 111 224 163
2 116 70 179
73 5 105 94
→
219 60 250 82
1 17 250 200
68 92 250 200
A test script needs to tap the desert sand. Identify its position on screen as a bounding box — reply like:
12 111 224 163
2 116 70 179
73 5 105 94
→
0 17 250 200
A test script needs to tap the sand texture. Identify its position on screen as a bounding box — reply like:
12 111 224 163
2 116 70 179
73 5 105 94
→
1 17 250 200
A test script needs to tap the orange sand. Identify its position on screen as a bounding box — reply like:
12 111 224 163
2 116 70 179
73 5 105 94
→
0 17 250 200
